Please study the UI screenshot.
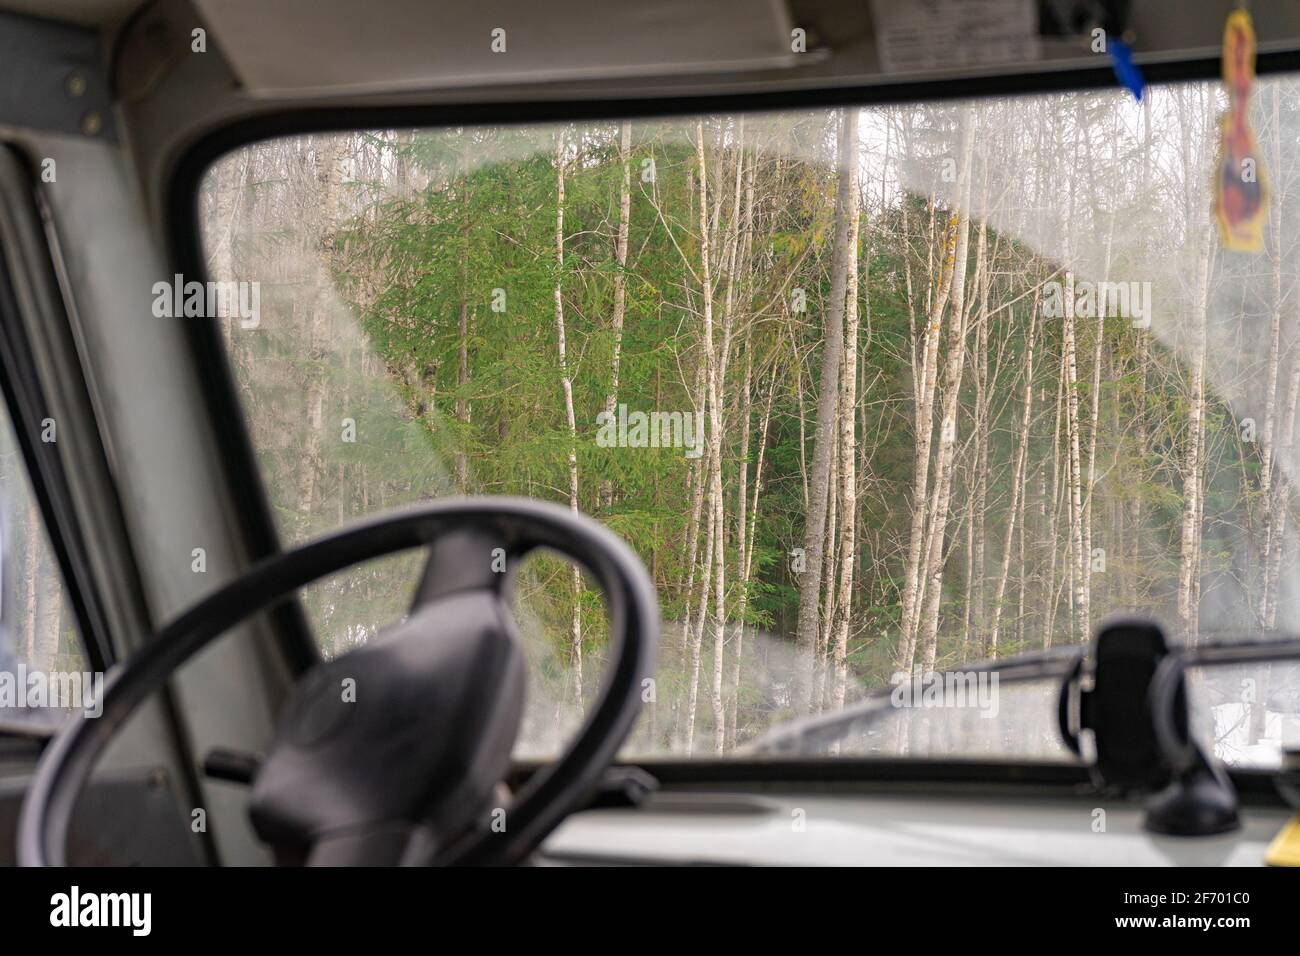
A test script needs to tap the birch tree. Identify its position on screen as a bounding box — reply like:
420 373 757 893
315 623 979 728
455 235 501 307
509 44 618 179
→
793 110 856 713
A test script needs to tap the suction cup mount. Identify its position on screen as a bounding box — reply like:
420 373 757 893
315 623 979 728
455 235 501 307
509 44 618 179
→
1058 619 1239 836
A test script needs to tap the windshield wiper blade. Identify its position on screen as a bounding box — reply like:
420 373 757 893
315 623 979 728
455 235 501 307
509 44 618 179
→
745 645 1083 756
746 633 1300 758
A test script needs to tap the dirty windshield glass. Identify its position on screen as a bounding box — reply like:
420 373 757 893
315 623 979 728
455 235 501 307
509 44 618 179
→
200 78 1300 764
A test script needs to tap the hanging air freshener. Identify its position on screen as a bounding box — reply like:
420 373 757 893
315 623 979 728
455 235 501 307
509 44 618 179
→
1215 8 1267 252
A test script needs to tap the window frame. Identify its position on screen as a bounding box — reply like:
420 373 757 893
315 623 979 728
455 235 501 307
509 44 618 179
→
0 144 128 672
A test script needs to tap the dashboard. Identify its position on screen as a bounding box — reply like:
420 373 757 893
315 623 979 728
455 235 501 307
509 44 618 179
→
542 788 1291 866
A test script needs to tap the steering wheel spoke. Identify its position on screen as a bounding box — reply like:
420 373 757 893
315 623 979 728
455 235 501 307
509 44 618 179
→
409 525 512 609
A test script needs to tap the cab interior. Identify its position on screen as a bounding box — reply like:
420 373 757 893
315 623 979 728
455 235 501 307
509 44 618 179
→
0 0 1299 867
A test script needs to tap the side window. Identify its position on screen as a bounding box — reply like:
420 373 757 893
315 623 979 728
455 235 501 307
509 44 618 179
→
0 399 84 721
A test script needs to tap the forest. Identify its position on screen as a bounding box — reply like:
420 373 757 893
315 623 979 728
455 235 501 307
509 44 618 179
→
184 79 1300 756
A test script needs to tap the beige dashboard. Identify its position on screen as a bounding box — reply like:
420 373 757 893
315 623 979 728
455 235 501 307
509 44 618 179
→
542 791 1291 866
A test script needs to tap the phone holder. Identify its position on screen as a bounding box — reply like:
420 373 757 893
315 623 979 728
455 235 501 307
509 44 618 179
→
1059 618 1239 836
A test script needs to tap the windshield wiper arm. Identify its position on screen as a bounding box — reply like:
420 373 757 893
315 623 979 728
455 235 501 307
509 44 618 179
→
744 645 1082 756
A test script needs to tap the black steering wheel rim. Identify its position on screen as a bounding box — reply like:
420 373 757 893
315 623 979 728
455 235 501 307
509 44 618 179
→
18 496 658 866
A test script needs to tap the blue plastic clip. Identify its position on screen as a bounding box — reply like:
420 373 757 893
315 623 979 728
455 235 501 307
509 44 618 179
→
1109 38 1145 101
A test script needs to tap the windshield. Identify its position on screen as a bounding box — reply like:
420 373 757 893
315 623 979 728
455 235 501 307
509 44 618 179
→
199 78 1300 765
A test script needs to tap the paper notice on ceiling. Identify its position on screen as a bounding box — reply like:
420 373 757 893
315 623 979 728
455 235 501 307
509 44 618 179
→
870 0 1041 74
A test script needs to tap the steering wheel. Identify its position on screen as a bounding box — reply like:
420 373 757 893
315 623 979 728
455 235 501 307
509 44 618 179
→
18 497 658 866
